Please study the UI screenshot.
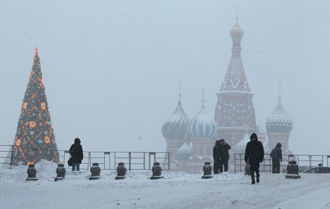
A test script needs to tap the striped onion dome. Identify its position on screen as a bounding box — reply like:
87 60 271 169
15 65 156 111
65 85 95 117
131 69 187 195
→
233 131 250 153
188 106 217 138
162 101 190 139
177 140 192 161
266 101 293 134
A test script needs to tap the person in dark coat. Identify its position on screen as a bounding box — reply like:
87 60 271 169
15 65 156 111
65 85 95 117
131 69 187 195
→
244 133 264 184
69 138 84 172
270 143 282 174
218 139 231 172
213 140 221 174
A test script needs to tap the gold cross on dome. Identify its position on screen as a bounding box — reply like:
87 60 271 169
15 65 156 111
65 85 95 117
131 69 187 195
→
278 82 282 102
178 80 182 102
202 88 205 107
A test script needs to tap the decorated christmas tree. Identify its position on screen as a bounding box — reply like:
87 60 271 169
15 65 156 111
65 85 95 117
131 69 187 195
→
12 47 59 165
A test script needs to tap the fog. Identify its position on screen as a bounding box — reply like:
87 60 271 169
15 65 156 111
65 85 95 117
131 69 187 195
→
0 1 329 155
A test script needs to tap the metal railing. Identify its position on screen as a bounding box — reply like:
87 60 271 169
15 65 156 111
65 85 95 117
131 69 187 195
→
234 153 330 173
0 146 170 171
0 145 14 168
62 151 170 171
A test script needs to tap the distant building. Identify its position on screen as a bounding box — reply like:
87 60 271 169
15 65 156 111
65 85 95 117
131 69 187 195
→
186 94 217 173
266 89 293 154
162 91 190 171
214 17 258 146
162 17 293 172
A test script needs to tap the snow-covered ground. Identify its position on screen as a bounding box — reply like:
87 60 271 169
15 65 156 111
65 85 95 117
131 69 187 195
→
1 160 330 209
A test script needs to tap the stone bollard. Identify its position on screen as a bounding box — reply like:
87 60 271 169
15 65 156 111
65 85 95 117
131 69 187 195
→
202 162 213 179
115 162 127 180
55 164 66 181
285 155 300 179
89 163 101 180
151 162 164 180
26 164 38 181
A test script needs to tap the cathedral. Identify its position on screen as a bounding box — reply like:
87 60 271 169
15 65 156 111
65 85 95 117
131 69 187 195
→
162 17 293 172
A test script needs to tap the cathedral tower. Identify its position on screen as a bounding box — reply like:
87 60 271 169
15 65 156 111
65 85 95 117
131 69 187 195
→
214 17 257 146
265 84 293 153
187 89 217 173
162 82 190 170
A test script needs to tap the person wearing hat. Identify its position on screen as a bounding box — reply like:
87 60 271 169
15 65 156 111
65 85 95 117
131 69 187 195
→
244 133 264 184
270 143 283 173
69 138 84 172
218 139 231 173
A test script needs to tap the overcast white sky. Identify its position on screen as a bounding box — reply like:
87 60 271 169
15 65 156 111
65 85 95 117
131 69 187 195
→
0 1 329 155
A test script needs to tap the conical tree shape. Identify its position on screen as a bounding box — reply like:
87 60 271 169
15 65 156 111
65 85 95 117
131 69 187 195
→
12 48 59 165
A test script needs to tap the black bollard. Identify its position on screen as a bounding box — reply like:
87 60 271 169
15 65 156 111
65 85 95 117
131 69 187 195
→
89 162 101 180
285 155 300 179
151 162 164 180
55 164 66 181
26 164 38 181
202 162 213 179
115 162 127 180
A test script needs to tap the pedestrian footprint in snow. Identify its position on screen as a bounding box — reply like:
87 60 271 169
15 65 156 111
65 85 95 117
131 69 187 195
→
270 143 282 174
244 133 264 184
69 138 84 173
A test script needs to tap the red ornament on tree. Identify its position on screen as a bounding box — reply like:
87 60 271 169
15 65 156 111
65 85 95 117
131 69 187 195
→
35 47 38 53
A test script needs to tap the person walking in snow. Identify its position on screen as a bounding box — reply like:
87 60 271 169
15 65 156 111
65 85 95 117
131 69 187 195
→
218 139 231 172
213 140 221 174
244 133 264 184
270 143 282 174
69 138 84 172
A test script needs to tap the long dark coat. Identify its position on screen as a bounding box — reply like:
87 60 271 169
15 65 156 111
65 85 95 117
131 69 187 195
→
69 138 84 164
270 143 282 162
219 143 231 161
213 140 220 160
244 136 264 164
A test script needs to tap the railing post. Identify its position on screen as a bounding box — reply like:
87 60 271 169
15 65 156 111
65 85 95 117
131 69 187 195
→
309 155 312 168
10 145 14 168
149 153 151 170
114 152 116 169
168 152 170 170
240 154 242 173
88 152 91 171
129 152 131 171
143 152 145 170
234 154 236 174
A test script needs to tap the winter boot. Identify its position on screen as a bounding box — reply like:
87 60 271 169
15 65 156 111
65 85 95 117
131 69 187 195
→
251 172 255 184
256 173 260 183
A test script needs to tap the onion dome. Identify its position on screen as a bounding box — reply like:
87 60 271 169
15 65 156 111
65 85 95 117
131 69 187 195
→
188 90 218 138
266 101 293 133
233 129 250 153
177 140 192 161
266 89 293 134
162 93 190 139
230 17 244 37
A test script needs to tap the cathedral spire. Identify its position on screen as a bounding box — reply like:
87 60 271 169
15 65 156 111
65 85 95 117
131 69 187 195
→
220 16 249 92
215 14 258 147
